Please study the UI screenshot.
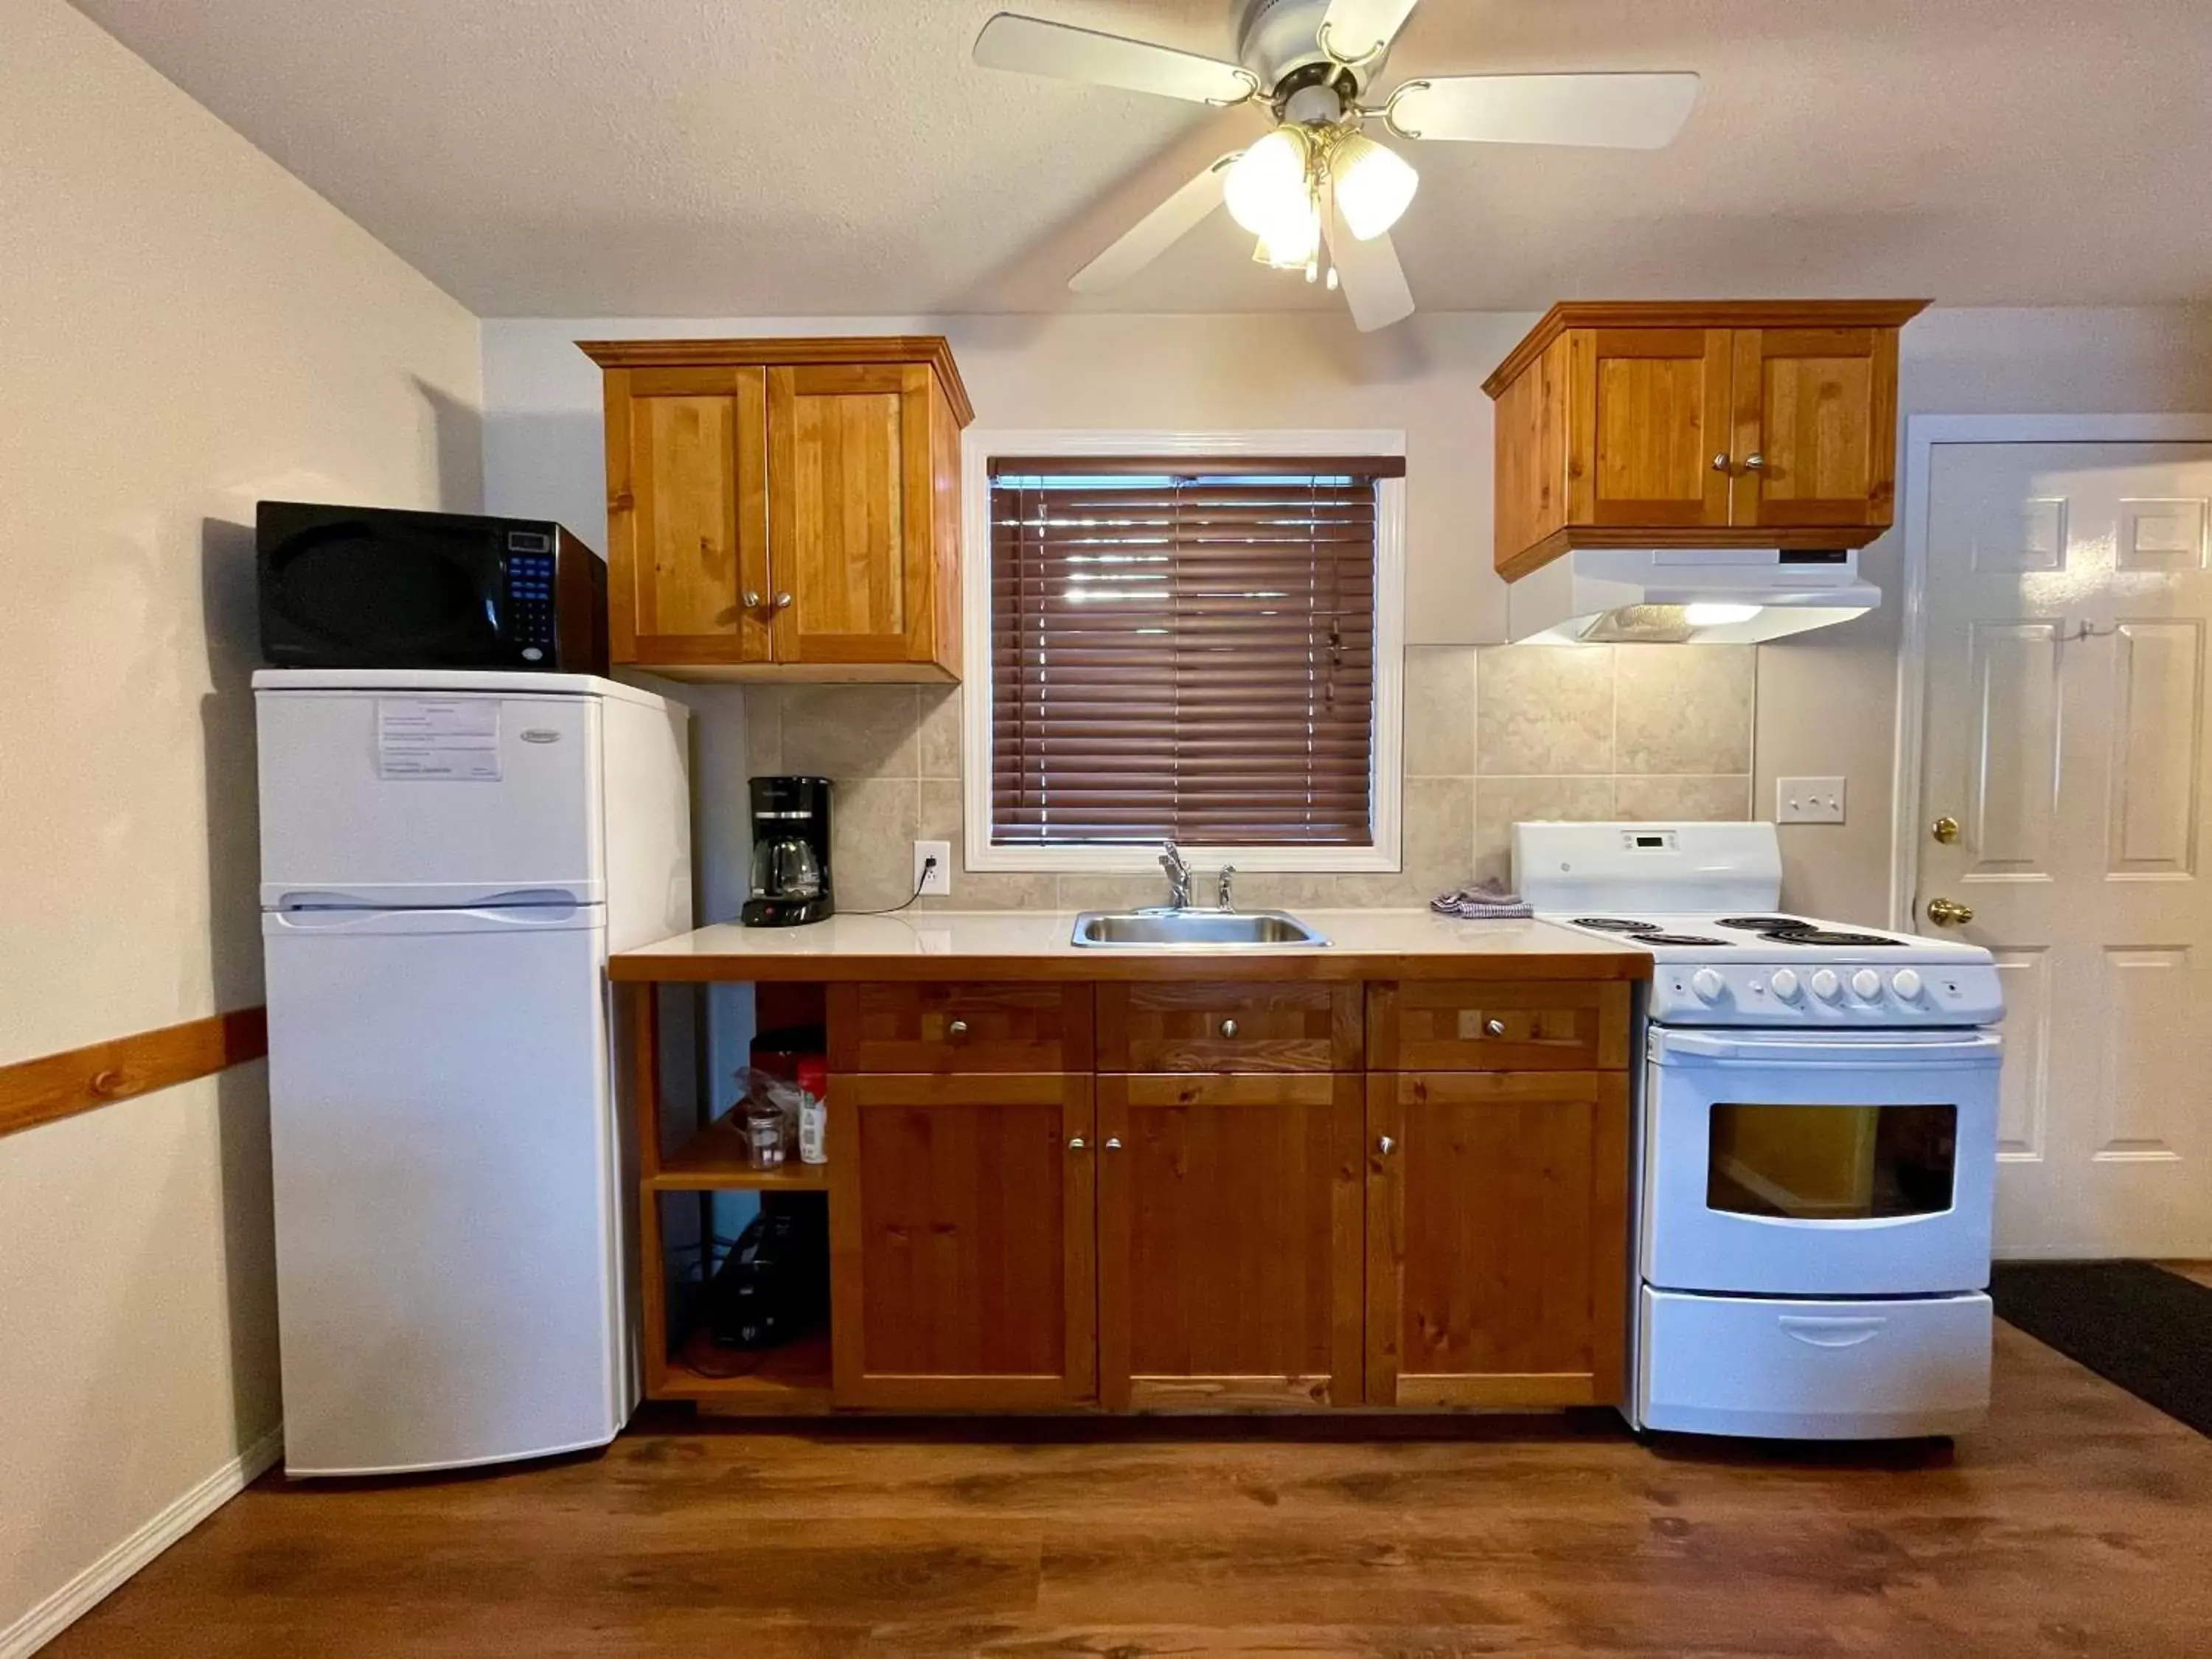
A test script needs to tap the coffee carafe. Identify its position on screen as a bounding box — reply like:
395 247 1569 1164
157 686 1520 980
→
741 776 834 927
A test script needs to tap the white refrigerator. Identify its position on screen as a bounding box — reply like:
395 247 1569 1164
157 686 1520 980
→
254 668 690 1476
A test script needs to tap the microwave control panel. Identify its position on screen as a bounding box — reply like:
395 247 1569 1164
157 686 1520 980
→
504 537 557 661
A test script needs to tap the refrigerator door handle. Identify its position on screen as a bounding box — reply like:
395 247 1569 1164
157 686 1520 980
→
276 886 588 914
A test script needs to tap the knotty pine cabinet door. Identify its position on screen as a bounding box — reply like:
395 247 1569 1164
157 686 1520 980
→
828 1072 1095 1408
600 364 772 667
1365 1070 1631 1408
1567 327 1736 533
1728 326 1899 532
766 363 950 671
1096 1074 1364 1410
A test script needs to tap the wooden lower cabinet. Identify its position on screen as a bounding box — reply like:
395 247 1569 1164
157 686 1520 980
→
827 1072 1096 1408
1366 1069 1632 1408
1096 1074 1364 1410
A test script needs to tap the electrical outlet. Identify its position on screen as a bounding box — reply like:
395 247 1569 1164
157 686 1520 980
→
1776 776 1846 824
913 840 952 897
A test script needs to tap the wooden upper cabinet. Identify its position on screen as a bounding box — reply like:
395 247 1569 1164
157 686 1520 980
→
1484 301 1926 580
581 337 973 681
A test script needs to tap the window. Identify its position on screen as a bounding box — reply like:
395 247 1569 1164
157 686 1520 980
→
962 436 1405 873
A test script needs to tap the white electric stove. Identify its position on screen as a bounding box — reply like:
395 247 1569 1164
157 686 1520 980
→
1514 821 2004 1441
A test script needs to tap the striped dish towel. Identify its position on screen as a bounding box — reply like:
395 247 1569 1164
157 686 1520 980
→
1430 877 1534 920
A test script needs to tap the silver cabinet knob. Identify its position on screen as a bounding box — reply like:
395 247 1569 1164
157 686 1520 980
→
1377 1135 1396 1155
1485 1018 1506 1037
947 1019 969 1037
1711 453 1731 473
773 591 794 610
742 590 762 608
1067 1136 1087 1151
1104 1136 1123 1151
1219 1018 1239 1039
1744 452 1766 472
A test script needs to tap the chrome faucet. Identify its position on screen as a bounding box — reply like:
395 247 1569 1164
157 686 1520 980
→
1158 841 1193 909
1216 864 1237 913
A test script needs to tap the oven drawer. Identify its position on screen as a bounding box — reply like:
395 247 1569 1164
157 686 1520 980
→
828 982 1094 1073
1096 982 1361 1073
1637 1288 1992 1439
1370 981 1632 1071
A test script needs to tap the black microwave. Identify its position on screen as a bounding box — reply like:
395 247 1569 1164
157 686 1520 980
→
257 501 609 672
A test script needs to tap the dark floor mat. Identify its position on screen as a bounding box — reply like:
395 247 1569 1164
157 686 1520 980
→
1990 1260 2212 1436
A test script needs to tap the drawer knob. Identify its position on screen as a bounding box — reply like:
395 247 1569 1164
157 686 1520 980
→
1104 1135 1123 1151
1067 1136 1087 1151
773 591 794 610
742 589 762 609
947 1019 970 1037
1485 1018 1506 1037
1219 1018 1239 1039
1377 1135 1396 1155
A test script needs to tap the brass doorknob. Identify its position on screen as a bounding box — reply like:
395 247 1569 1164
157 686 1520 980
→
1931 815 1960 845
1925 897 1974 927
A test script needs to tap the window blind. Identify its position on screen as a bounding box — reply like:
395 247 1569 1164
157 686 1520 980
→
989 456 1398 848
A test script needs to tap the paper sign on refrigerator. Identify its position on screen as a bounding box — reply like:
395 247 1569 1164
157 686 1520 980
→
377 699 501 781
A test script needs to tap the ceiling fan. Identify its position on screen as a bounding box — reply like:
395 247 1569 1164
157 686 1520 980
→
974 0 1700 330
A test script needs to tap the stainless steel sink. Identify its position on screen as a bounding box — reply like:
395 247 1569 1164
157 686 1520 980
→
1071 908 1329 949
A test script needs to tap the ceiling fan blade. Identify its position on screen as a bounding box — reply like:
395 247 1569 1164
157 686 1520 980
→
974 13 1258 105
1387 72 1702 149
1318 0 1422 64
1069 154 1239 293
1325 206 1415 333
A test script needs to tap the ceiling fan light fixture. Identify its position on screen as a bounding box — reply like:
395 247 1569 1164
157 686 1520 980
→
1225 124 1315 243
1251 199 1321 270
1329 131 1419 240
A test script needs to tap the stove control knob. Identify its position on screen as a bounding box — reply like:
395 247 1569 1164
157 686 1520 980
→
1768 967 1801 1002
1851 968 1883 1001
1809 968 1843 1002
1689 967 1728 1003
1892 967 1924 1001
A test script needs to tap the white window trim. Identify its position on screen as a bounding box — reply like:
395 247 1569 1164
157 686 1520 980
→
961 427 1407 875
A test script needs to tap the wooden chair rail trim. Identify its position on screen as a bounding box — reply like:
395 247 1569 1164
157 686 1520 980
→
0 1007 268 1140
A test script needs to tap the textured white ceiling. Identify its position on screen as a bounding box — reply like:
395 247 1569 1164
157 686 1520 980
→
66 0 2212 316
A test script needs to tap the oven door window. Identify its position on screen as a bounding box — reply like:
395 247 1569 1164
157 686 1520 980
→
1707 1104 1958 1220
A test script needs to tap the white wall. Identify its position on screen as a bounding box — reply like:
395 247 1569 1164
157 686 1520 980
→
485 306 2212 926
0 1 481 1646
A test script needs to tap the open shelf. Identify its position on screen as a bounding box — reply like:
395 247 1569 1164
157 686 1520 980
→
659 1324 832 1411
651 1113 830 1192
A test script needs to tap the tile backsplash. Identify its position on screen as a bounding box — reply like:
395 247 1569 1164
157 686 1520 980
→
734 645 1753 913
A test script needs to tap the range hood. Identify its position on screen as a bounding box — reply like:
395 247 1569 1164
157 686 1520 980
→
1506 547 1880 646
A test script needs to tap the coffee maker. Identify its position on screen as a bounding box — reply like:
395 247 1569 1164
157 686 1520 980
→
742 776 834 927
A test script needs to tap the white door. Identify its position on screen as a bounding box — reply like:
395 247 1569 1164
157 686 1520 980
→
262 902 625 1475
1917 439 2212 1258
256 687 604 907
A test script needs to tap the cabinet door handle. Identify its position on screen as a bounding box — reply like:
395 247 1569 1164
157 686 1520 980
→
1711 452 1731 473
947 1019 969 1037
742 590 762 609
1377 1135 1396 1155
773 591 794 610
1744 452 1766 472
1104 1136 1123 1151
1219 1018 1239 1039
1067 1136 1087 1151
1484 1018 1506 1037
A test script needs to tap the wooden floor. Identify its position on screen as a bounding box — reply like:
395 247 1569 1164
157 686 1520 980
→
45 1321 2212 1659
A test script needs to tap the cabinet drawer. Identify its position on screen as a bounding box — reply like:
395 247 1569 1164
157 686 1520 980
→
828 982 1093 1073
1096 982 1361 1073
1369 981 1630 1071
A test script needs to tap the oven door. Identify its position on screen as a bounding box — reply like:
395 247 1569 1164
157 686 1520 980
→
1643 1026 2000 1297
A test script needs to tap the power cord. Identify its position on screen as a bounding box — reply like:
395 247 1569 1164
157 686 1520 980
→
844 854 938 917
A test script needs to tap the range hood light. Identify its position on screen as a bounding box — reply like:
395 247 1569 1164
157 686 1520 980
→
1684 602 1763 627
